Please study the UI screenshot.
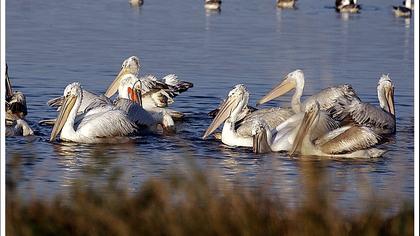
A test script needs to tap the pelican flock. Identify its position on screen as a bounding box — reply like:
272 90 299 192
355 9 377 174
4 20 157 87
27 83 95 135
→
203 70 396 158
44 56 193 143
6 56 397 158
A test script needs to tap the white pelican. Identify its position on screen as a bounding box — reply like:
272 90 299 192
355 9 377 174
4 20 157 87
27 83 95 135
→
330 74 395 135
288 102 386 158
335 0 361 13
50 83 139 143
277 0 297 9
104 56 192 119
114 74 175 132
47 56 141 113
393 0 412 17
205 0 221 10
105 56 193 103
257 69 359 116
203 84 308 148
5 64 28 119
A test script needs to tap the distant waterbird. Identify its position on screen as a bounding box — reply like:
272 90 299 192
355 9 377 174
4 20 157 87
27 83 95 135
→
129 0 143 7
205 0 222 11
335 0 361 13
393 0 412 17
277 0 297 9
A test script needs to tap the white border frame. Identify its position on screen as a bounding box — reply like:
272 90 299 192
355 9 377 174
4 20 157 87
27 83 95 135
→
1 0 6 234
0 0 418 235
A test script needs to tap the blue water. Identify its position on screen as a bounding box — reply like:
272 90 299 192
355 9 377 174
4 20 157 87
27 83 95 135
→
6 0 414 211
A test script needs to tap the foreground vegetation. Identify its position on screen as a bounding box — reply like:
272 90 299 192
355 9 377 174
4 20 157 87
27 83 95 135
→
6 163 413 236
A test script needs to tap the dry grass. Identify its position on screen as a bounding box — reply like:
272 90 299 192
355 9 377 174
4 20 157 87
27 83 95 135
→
6 164 413 236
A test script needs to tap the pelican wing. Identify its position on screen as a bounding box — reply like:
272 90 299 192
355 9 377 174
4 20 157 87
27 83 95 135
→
310 111 340 140
161 74 193 95
236 108 294 137
48 89 99 113
76 109 138 138
304 84 360 112
319 126 382 154
140 75 171 94
334 101 395 134
114 98 156 126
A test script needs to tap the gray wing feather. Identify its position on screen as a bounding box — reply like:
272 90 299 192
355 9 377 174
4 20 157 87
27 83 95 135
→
77 110 138 137
236 108 294 137
310 111 340 140
304 84 360 112
333 101 395 134
114 98 156 126
319 126 382 154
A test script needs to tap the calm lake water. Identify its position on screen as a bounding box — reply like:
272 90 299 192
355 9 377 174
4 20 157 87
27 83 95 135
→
6 0 414 211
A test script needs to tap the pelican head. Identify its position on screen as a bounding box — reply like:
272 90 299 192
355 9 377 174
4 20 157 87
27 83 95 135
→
105 56 141 98
202 84 249 139
50 83 82 141
5 63 14 99
377 74 395 116
251 119 272 154
118 74 143 106
257 69 304 106
405 0 412 9
289 101 320 155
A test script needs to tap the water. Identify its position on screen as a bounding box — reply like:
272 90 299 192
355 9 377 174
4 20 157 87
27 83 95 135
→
6 0 414 211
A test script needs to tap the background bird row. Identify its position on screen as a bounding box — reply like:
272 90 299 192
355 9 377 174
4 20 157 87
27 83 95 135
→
128 0 413 18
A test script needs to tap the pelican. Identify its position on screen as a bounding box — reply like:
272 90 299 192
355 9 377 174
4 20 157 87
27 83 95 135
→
203 84 305 147
105 56 193 103
205 0 221 10
257 69 359 116
335 0 361 13
114 74 175 132
104 56 193 119
393 0 412 17
47 56 142 114
50 83 139 143
329 74 395 135
277 0 297 9
5 64 28 119
288 102 386 158
251 100 339 153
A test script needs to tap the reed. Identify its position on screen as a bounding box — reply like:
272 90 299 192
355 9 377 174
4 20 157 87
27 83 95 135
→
5 153 413 236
